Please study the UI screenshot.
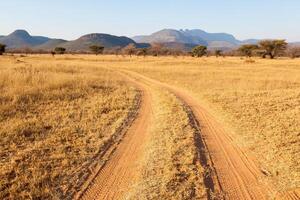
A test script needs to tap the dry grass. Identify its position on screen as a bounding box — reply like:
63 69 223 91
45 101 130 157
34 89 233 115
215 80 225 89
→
127 83 206 199
1 54 299 198
112 56 300 193
0 55 138 199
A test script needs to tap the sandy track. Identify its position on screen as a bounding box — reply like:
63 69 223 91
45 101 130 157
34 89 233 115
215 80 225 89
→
123 70 276 200
78 69 296 200
276 189 300 200
172 89 274 199
79 77 152 200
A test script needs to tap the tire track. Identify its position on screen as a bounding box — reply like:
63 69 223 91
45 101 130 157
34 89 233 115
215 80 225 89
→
122 70 276 200
180 100 223 199
78 77 153 200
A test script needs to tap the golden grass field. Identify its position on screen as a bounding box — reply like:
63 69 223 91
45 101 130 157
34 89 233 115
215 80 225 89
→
0 55 139 199
0 54 299 199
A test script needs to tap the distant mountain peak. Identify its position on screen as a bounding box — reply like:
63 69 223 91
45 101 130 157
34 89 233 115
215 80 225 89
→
132 28 242 50
58 33 147 52
11 29 30 36
0 29 51 49
79 33 113 40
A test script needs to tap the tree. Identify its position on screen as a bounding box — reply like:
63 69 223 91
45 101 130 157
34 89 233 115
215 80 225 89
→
215 49 223 57
122 43 136 57
191 45 207 57
54 47 66 54
0 44 6 55
89 45 104 55
238 44 259 57
259 40 288 59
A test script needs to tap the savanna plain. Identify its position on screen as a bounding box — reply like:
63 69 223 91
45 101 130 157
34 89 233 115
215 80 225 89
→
0 54 299 200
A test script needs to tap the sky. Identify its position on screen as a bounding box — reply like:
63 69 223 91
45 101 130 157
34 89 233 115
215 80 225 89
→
1 0 300 41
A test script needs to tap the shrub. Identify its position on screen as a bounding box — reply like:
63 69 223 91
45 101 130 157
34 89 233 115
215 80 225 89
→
191 45 207 57
238 44 259 57
54 47 66 54
0 43 6 55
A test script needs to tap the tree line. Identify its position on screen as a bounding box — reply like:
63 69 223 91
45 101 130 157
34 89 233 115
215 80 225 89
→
1 39 300 59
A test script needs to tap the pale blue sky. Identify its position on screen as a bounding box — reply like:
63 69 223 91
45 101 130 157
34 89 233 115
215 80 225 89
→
1 0 300 41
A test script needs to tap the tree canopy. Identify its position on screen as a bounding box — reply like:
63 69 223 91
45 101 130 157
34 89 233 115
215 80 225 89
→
89 45 104 55
259 40 287 59
238 44 259 57
54 47 66 54
191 45 207 57
0 43 6 55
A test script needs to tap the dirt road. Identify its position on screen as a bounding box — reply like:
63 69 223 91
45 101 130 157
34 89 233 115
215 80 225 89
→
122 71 275 200
79 69 297 200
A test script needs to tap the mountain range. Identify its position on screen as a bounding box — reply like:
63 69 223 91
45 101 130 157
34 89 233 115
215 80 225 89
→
0 30 148 52
133 29 260 50
0 29 296 52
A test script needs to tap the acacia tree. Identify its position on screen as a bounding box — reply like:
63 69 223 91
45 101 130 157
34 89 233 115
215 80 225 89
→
238 44 259 57
259 40 288 59
89 45 104 55
191 45 207 57
54 47 66 54
0 43 6 55
122 43 136 57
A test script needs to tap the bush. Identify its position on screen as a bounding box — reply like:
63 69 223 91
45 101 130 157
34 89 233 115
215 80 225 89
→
191 46 207 57
54 47 66 54
238 44 259 57
0 43 6 55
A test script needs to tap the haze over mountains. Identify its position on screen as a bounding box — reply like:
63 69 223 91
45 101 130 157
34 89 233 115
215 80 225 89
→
0 28 294 52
